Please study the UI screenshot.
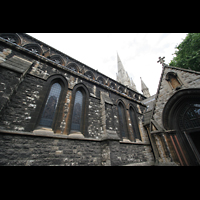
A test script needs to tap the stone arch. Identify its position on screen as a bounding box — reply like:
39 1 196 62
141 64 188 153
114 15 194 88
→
109 82 116 90
0 33 22 45
96 76 105 84
118 86 124 93
162 88 200 166
84 70 95 80
66 62 80 73
163 89 200 130
23 43 43 55
49 54 65 66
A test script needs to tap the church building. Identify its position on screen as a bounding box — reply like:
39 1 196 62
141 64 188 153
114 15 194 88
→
0 33 199 166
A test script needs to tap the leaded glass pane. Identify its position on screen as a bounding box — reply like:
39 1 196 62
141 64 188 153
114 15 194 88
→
71 90 83 131
118 103 126 138
179 103 200 130
39 83 61 128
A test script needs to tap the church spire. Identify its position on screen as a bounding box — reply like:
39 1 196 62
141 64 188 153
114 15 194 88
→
117 52 126 76
140 77 150 98
116 53 137 91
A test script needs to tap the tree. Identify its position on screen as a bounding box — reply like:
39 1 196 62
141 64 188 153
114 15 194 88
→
169 33 200 72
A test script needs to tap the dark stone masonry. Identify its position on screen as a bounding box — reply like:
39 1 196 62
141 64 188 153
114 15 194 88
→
0 33 155 166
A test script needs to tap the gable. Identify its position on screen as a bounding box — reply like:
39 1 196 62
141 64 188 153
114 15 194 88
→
151 65 200 130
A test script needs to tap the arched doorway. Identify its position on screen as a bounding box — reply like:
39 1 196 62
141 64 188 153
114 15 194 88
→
162 89 200 166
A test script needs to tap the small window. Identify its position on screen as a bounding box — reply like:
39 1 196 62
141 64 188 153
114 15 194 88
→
166 72 182 90
39 83 61 128
71 90 83 131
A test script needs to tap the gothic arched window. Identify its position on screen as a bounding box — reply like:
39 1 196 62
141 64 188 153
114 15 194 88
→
129 106 141 141
39 82 62 128
68 84 89 136
71 90 83 131
118 102 128 139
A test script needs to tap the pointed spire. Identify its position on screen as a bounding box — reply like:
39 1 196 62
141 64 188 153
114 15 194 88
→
116 53 137 91
117 52 126 75
140 77 150 98
130 77 137 91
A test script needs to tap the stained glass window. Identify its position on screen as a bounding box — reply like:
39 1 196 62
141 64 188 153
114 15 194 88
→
129 107 141 140
39 83 61 128
71 90 83 131
118 103 127 138
179 103 200 130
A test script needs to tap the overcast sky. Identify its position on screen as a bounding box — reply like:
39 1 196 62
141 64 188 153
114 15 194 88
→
28 33 188 95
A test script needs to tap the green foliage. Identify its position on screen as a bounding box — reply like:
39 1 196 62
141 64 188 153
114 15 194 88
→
169 33 200 72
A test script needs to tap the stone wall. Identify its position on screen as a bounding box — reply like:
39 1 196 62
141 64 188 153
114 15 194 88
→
0 131 102 166
0 130 154 166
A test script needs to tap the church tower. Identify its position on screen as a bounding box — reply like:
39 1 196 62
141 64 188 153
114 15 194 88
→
140 77 150 98
116 53 137 91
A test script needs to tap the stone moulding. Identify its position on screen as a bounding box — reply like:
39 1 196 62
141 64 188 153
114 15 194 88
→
0 129 150 145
